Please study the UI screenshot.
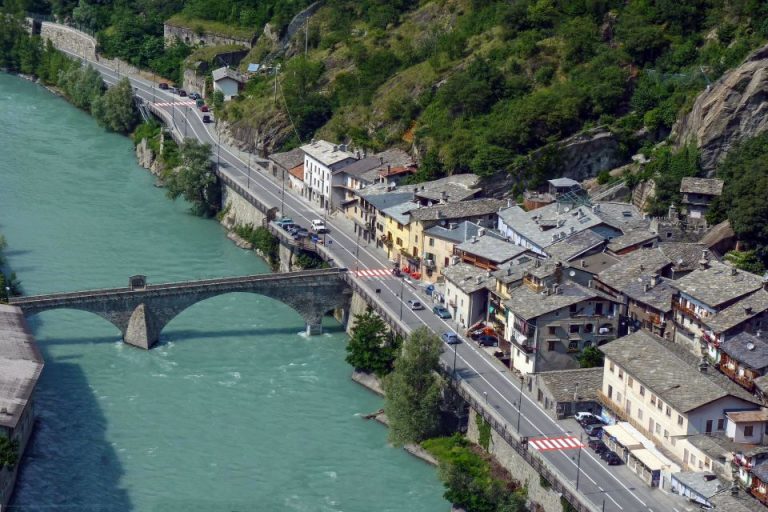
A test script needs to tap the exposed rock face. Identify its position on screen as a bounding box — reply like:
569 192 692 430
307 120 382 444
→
219 113 293 156
480 128 628 197
673 43 768 174
135 138 165 178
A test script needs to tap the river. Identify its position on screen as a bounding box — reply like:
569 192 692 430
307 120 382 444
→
0 73 447 511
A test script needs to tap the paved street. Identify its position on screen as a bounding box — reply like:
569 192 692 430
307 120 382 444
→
59 47 693 512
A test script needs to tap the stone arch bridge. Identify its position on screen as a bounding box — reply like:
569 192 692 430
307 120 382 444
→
9 269 352 349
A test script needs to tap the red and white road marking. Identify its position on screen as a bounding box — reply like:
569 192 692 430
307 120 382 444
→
354 268 395 279
154 101 196 107
529 436 584 452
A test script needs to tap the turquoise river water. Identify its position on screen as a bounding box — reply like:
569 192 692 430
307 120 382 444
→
0 73 447 511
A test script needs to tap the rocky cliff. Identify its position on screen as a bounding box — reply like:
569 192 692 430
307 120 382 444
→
673 43 768 174
135 137 165 178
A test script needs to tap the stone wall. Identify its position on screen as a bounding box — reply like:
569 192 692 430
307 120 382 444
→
220 183 267 229
164 23 253 48
39 22 96 60
466 409 564 512
182 68 207 98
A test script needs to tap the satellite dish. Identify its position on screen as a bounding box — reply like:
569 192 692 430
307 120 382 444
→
747 342 756 351
569 270 576 277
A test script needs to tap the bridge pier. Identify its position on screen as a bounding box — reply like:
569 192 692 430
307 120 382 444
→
124 303 161 349
305 322 323 336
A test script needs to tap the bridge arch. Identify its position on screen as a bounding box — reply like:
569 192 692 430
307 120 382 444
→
11 270 352 349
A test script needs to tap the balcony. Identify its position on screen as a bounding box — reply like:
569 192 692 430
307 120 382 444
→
732 457 754 470
647 314 663 327
424 259 436 269
720 365 756 392
749 484 768 506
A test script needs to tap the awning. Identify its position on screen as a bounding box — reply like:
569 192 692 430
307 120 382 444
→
603 424 643 450
631 448 664 471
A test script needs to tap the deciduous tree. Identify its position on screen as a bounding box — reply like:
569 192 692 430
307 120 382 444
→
163 140 220 217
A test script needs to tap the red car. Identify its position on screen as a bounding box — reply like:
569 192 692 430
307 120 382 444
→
200 105 209 112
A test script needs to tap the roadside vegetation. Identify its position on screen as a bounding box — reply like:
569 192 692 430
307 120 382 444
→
163 139 220 217
233 224 279 266
0 235 22 302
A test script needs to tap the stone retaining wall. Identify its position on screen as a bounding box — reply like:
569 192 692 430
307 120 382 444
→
221 183 267 229
466 409 565 512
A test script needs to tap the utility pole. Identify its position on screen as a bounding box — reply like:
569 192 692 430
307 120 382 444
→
575 432 583 491
516 375 524 432
452 342 458 380
281 169 286 217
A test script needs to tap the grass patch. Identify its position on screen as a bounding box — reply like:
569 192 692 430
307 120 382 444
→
187 44 249 65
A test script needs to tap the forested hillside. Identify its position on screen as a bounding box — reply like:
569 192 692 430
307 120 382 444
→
4 0 768 191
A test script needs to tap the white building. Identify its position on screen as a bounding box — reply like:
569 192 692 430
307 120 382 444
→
300 140 357 210
212 67 244 101
441 263 494 329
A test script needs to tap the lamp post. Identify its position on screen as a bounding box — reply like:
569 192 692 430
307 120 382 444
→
216 129 221 170
452 341 458 380
247 151 252 189
575 432 583 491
398 277 404 321
281 168 286 217
516 374 525 432
355 228 361 272
483 391 488 405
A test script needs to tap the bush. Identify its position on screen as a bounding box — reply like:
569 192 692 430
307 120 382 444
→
345 309 401 377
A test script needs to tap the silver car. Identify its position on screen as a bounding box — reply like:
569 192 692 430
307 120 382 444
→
407 299 424 310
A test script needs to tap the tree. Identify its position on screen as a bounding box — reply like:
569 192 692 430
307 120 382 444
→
383 327 444 446
57 64 103 111
345 309 400 376
578 346 604 368
91 77 137 133
163 140 220 217
0 436 18 468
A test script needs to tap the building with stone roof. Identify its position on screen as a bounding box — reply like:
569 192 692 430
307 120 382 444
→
680 177 724 220
442 263 495 328
599 330 762 475
532 367 603 419
455 233 528 271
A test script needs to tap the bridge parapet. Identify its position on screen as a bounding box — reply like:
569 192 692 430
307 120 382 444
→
10 269 351 348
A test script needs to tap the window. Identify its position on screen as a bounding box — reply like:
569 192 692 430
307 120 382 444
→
628 377 634 388
717 418 725 431
650 394 656 406
745 425 754 437
570 324 580 334
666 405 671 417
705 457 711 469
664 429 669 440
610 362 615 373
414 235 418 243
445 257 450 267
429 238 434 247
616 392 622 403
607 385 613 399
549 326 557 335
678 415 684 426
570 304 578 313
397 223 403 230
618 368 624 379
548 340 556 351
568 340 578 351
639 386 645 397
637 408 643 420
657 400 663 411
583 340 592 348
655 423 661 435
706 420 713 433
649 418 654 433
396 237 402 246
595 303 603 315
690 454 696 466
584 323 594 333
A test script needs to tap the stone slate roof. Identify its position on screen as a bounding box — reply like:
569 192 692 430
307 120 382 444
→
623 276 675 312
597 249 672 292
442 263 494 294
657 242 710 273
409 198 506 222
412 174 480 203
545 230 605 261
607 229 658 253
671 472 723 499
700 220 735 249
301 140 356 166
504 280 598 321
269 148 305 171
548 177 580 188
212 66 244 83
567 252 621 276
492 258 538 285
425 221 483 244
710 491 764 512
686 432 752 462
672 260 764 308
599 330 761 412
753 461 768 482
536 367 603 402
704 289 768 333
680 177 724 196
382 201 418 225
360 191 413 212
456 235 527 264
338 156 382 177
0 305 43 429
719 331 768 371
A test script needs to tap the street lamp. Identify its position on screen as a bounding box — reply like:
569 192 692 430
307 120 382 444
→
483 391 488 405
575 432 584 491
216 129 221 170
281 168 286 217
355 228 361 272
516 374 525 432
398 277 405 321
452 341 458 381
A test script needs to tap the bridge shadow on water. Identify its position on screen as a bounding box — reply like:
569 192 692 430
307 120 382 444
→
11 336 133 510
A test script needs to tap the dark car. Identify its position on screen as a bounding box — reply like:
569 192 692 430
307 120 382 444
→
587 437 607 453
599 449 616 461
178 89 187 97
189 92 200 100
584 424 604 437
477 335 499 347
291 229 309 240
158 82 169 90
202 115 212 123
432 305 451 319
605 453 623 465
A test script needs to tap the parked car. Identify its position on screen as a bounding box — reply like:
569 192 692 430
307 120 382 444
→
576 413 605 427
407 299 424 310
311 219 328 233
599 449 616 461
605 452 623 465
275 217 294 228
202 115 212 123
158 82 169 90
476 335 499 347
189 92 201 100
432 305 452 319
200 105 209 112
195 98 205 107
587 437 607 453
178 89 187 97
584 424 604 437
441 332 461 345
169 86 178 94
291 229 309 240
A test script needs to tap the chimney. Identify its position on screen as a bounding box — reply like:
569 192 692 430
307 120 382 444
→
553 284 561 294
643 283 650 292
356 149 361 159
449 222 457 230
731 266 738 276
387 164 391 175
744 306 753 315
380 156 384 165
580 259 586 268
699 249 710 270
486 270 492 277
441 191 448 203
333 145 339 151
651 274 659 287
471 236 478 243
698 358 709 373
478 227 486 237
476 275 483 284
506 198 512 208
507 267 512 276
570 226 576 234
